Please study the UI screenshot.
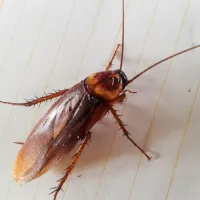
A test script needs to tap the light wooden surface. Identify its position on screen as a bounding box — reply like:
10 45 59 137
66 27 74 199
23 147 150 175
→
0 0 200 200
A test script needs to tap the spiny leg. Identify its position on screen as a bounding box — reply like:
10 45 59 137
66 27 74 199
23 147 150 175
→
50 133 91 200
105 44 121 71
108 90 136 106
108 93 126 106
109 106 151 161
0 89 68 107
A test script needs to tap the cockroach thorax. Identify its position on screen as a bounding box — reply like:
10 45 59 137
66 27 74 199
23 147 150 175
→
85 69 128 101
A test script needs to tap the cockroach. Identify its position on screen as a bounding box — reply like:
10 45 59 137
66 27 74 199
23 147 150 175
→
1 1 200 200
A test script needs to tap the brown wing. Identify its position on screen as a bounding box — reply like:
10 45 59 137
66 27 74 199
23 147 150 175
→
13 82 107 184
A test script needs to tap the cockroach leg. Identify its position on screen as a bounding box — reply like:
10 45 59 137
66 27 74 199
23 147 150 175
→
108 93 126 105
0 89 68 107
118 90 137 103
106 44 121 71
109 106 152 161
13 142 24 145
50 133 91 200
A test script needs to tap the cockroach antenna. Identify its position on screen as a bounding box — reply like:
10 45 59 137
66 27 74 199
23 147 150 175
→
0 0 199 199
127 44 200 85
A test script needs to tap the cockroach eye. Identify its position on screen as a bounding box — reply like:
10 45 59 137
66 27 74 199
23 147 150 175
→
117 70 128 89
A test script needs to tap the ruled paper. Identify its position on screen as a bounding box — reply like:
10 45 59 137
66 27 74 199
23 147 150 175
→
0 0 200 200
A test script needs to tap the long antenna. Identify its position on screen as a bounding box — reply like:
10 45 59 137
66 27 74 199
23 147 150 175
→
127 44 200 85
119 0 125 70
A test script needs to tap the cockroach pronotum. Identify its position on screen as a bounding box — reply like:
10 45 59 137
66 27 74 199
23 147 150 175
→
1 1 200 200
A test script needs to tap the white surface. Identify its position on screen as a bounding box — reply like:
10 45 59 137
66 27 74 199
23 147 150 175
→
0 0 200 200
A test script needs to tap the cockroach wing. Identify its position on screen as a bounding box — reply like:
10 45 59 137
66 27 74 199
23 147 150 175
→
13 82 104 184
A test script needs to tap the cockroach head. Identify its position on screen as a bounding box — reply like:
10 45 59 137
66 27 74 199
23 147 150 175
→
86 69 128 101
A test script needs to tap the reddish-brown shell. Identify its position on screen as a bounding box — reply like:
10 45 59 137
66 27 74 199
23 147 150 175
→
13 81 108 184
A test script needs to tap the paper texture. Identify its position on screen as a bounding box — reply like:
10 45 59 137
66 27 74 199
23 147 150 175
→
0 0 199 200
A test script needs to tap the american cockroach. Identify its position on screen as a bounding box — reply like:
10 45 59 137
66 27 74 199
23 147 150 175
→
1 1 200 200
